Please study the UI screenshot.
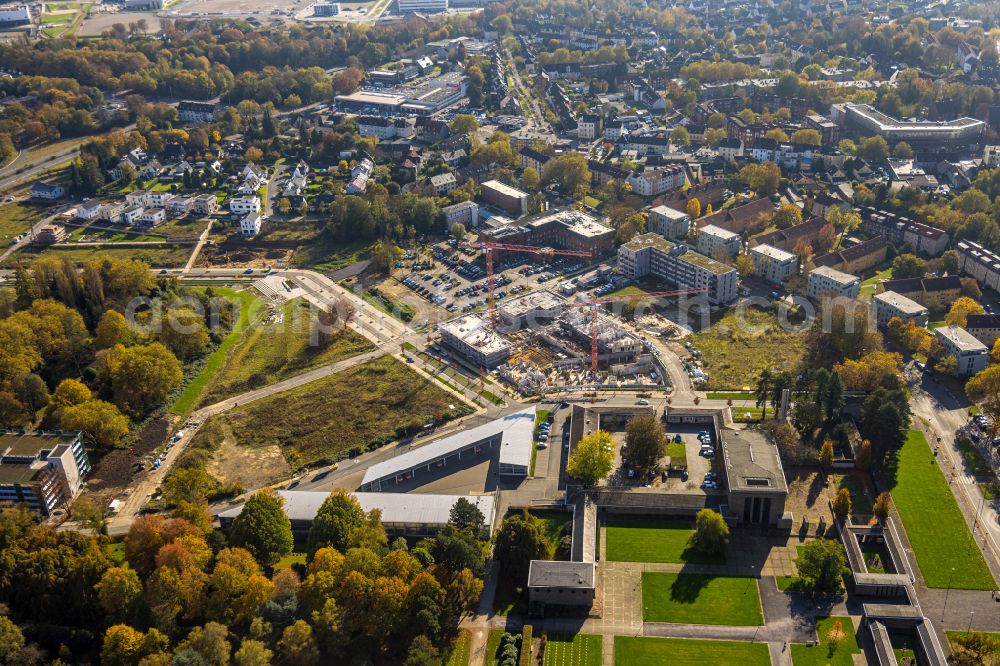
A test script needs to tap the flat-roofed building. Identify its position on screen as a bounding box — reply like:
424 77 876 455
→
617 233 738 304
442 201 479 229
872 290 929 328
834 103 984 158
720 428 788 525
697 224 741 258
220 491 497 538
527 561 596 607
647 205 691 240
957 239 1000 292
0 431 90 516
360 408 535 490
498 290 565 330
480 180 528 217
750 244 798 283
806 265 860 301
478 209 616 256
934 325 989 376
397 0 447 13
439 314 512 368
878 275 961 313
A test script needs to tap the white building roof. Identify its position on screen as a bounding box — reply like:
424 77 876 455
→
361 408 535 485
935 325 988 353
218 490 497 529
649 205 689 221
809 265 859 285
751 243 796 262
699 224 739 241
873 290 926 315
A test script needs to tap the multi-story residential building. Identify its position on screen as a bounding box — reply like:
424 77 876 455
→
804 114 840 145
750 137 778 162
36 225 65 245
813 237 888 274
139 208 166 227
30 182 64 200
806 265 860 301
230 196 261 216
240 212 263 237
617 233 738 304
985 145 1000 168
439 314 511 368
100 202 125 223
430 173 457 195
119 205 143 225
697 224 741 258
860 209 950 257
717 137 744 160
480 180 528 217
192 194 219 216
872 290 929 328
647 205 691 240
576 114 602 140
604 121 624 141
519 147 550 172
626 165 687 197
751 217 826 253
147 191 175 208
697 197 775 234
346 158 374 195
442 201 479 229
356 116 414 140
965 313 1000 348
75 199 102 221
126 190 150 208
0 6 31 26
177 101 218 123
831 103 985 158
935 325 989 376
750 244 798 283
0 431 90 515
168 197 192 217
878 276 962 313
957 240 1000 292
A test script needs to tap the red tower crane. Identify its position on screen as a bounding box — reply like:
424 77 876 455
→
581 289 706 372
462 242 592 329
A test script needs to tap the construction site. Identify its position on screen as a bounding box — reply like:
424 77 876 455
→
438 290 669 395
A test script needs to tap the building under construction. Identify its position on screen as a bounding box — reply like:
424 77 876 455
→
438 291 665 394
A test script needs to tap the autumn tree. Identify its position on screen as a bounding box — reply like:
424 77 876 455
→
493 514 550 584
623 414 666 474
772 203 802 229
686 197 701 219
855 440 872 471
61 399 130 449
738 162 781 195
308 489 365 556
541 152 591 198
101 625 168 666
95 310 132 349
873 492 892 522
819 440 835 470
797 538 847 592
832 488 851 518
965 366 1000 436
566 429 614 486
945 297 985 328
228 491 293 567
735 253 755 278
688 508 729 555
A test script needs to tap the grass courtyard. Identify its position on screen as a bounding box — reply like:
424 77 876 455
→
790 616 861 666
199 298 375 404
544 633 602 666
614 636 770 665
687 306 807 389
606 516 725 565
641 572 763 625
189 355 469 467
885 430 996 590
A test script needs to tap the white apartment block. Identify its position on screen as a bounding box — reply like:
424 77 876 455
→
750 244 798 283
805 265 860 301
872 290 929 328
119 205 143 225
696 224 741 258
935 325 989 376
646 205 691 240
230 196 261 216
139 208 166 226
618 233 738 305
577 115 601 140
956 240 1000 292
626 166 687 197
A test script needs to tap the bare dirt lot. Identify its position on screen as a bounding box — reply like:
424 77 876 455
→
164 0 303 19
79 11 162 35
206 438 291 491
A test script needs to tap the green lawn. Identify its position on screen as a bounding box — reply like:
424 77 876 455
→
606 516 725 565
859 267 892 301
291 238 372 272
884 430 996 590
445 630 472 666
273 552 306 570
641 572 762 625
545 633 601 666
614 636 770 665
0 201 47 244
199 298 375 405
688 306 807 389
833 473 875 515
706 391 755 400
791 616 861 666
170 288 264 415
188 356 469 467
666 441 687 467
5 245 192 268
485 630 506 666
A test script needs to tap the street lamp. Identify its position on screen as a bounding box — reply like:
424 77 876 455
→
942 567 955 622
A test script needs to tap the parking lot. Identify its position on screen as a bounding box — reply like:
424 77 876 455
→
393 240 597 322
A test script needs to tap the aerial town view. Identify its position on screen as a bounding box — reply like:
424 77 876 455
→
1 0 1000 663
